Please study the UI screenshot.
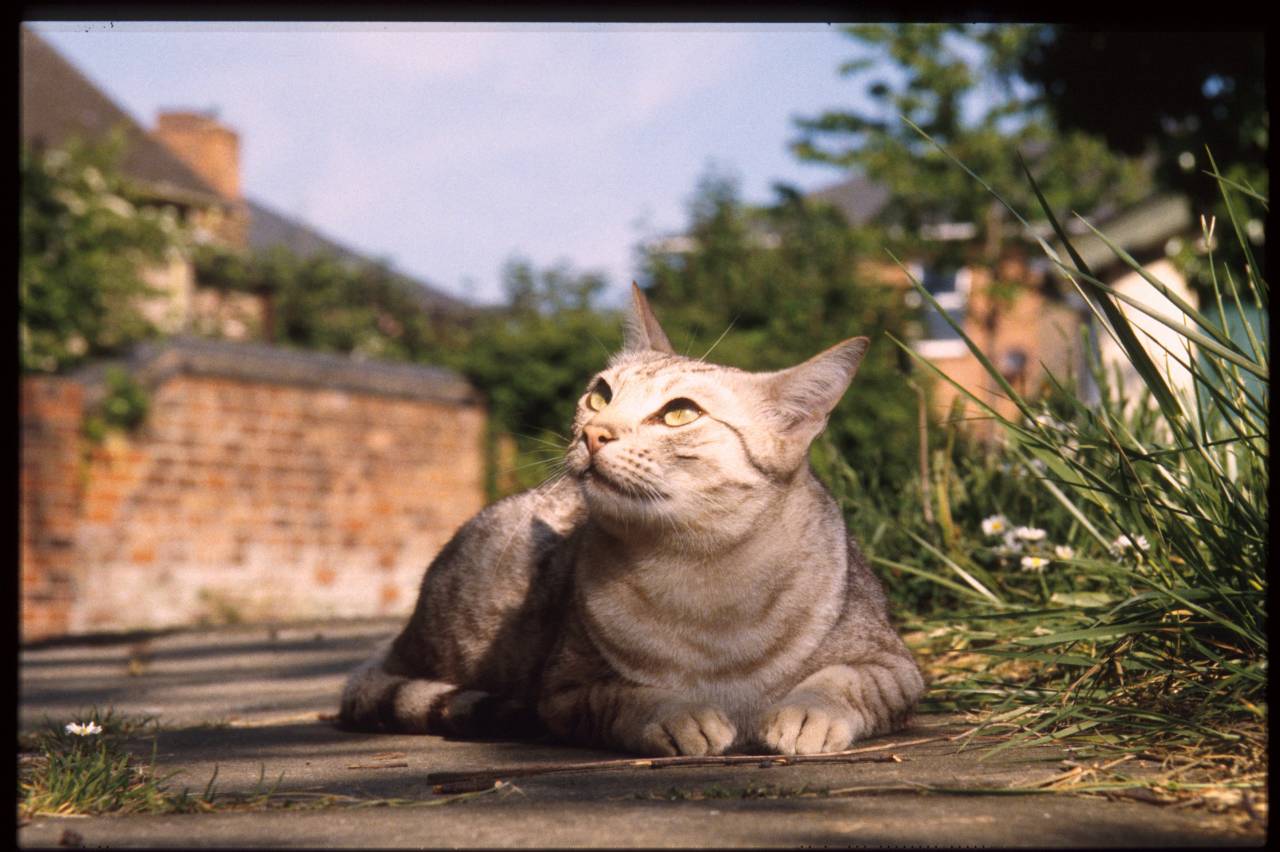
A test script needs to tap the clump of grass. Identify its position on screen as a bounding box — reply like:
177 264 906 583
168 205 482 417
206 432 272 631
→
17 707 223 818
861 138 1267 787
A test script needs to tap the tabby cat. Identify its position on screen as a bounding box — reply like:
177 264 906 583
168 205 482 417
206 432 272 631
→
340 285 924 755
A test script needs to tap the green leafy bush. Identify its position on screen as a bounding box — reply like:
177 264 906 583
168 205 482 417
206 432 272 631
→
82 367 151 443
870 141 1267 771
20 133 183 373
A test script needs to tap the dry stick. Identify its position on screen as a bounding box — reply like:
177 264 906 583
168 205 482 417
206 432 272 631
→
427 734 950 794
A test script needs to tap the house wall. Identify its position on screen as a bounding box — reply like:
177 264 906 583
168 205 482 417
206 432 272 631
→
20 346 489 642
914 263 1086 436
138 250 197 334
1098 257 1199 408
189 287 268 341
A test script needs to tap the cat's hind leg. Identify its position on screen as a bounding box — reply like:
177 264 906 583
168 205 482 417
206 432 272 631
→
338 640 541 738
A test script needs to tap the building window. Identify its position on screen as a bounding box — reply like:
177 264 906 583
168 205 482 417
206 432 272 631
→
911 265 971 359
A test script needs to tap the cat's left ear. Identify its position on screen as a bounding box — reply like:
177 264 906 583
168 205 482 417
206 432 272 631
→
623 282 675 354
762 336 869 444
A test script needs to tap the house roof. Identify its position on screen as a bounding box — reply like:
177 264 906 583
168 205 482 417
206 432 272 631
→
808 168 1190 270
1051 193 1192 273
22 26 471 318
244 197 472 317
806 175 892 227
20 27 226 208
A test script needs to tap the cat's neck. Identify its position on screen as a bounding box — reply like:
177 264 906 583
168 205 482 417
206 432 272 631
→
579 467 844 583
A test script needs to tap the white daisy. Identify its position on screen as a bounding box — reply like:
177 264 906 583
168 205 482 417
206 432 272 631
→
1021 556 1050 573
1054 545 1075 561
981 515 1009 537
1014 526 1047 542
1110 534 1151 557
997 531 1024 555
65 721 103 736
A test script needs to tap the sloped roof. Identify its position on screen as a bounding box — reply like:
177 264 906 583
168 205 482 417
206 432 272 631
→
245 197 472 316
806 174 891 227
20 27 225 207
22 26 471 318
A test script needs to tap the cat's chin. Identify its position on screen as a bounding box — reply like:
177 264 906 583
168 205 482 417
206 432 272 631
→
581 468 665 505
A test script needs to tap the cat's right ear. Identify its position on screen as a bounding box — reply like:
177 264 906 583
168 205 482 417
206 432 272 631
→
623 282 675 354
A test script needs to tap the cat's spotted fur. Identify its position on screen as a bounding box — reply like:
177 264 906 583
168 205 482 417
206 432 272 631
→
340 286 924 755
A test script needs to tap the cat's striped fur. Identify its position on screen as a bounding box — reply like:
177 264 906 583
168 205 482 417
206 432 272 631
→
340 285 924 755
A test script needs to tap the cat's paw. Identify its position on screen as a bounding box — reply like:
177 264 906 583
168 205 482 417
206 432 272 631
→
636 704 736 756
759 699 864 755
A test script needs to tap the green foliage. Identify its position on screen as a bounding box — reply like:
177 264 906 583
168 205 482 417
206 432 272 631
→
793 24 1153 267
456 258 622 490
1018 30 1267 214
873 140 1267 768
82 367 151 443
193 245 467 362
20 133 184 373
640 169 923 490
18 708 212 817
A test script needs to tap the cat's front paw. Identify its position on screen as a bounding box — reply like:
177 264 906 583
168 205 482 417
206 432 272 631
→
759 698 864 755
635 704 736 756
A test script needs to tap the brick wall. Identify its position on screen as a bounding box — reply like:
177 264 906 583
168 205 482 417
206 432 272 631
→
20 378 86 640
20 339 488 642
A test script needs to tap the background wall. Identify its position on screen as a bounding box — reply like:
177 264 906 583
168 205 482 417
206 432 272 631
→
19 338 489 642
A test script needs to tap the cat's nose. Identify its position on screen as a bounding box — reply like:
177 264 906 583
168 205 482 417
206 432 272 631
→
583 425 616 456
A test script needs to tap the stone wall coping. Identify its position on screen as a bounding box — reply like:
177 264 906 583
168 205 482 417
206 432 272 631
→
72 337 483 407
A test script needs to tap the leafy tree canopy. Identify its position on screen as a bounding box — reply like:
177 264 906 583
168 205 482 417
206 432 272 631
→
639 168 924 492
792 24 1154 267
20 133 183 373
1018 29 1267 211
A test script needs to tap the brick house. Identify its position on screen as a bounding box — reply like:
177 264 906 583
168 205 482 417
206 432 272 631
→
808 174 1200 430
20 27 469 341
20 28 489 641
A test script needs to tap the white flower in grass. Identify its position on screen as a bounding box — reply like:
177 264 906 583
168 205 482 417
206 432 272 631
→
1054 545 1076 561
1014 526 1047 543
65 721 103 736
981 515 1009 536
996 531 1024 557
1020 556 1050 573
1110 534 1150 556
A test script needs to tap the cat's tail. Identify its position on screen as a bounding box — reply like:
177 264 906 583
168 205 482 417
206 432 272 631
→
338 640 543 739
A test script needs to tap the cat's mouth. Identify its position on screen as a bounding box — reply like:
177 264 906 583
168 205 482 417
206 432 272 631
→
583 466 665 502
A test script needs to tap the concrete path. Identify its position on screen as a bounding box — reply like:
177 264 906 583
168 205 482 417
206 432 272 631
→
18 620 1264 848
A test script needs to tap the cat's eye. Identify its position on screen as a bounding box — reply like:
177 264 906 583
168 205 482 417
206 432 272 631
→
587 380 612 412
660 399 702 427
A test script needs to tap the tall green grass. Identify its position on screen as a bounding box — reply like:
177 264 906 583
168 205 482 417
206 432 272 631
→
850 143 1266 773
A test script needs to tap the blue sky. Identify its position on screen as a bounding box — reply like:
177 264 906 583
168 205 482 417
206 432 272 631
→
32 22 878 305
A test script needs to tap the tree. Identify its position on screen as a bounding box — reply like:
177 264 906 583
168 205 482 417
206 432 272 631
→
639 169 922 493
1018 28 1267 283
20 133 183 373
1018 29 1267 213
457 258 622 490
193 244 469 362
792 24 1154 268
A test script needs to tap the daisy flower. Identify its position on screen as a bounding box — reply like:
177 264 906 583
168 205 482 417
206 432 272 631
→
1014 526 1047 543
1054 545 1075 561
1020 556 1050 573
981 515 1009 537
1110 534 1150 556
65 721 103 736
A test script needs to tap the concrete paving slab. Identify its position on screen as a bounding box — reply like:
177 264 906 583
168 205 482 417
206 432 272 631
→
18 620 1266 848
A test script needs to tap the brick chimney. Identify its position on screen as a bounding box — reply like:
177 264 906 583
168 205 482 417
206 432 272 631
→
152 110 241 200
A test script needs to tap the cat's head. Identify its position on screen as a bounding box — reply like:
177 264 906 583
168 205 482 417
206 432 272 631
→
565 284 867 539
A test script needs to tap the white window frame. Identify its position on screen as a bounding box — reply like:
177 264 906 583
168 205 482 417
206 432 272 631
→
911 265 971 358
